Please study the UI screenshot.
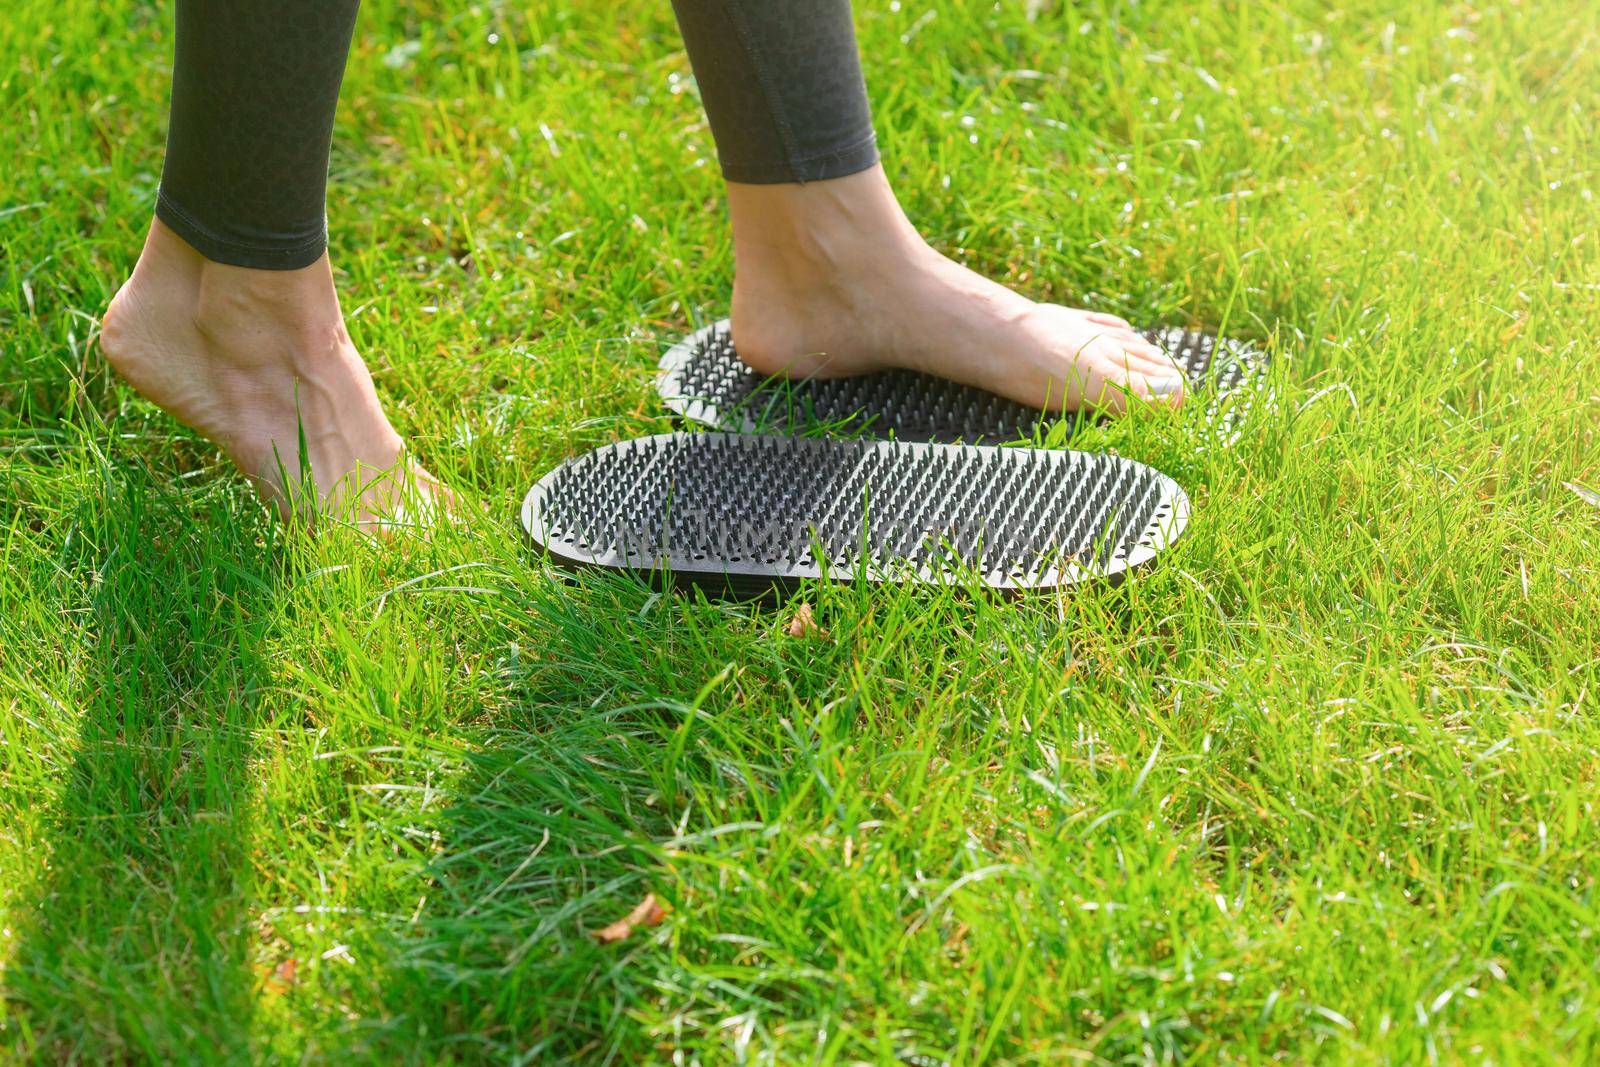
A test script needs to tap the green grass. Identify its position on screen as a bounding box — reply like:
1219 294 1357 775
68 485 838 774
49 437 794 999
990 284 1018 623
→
3 0 1599 1061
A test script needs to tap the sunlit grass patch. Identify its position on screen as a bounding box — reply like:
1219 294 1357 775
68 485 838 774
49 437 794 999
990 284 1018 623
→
3 0 1599 1061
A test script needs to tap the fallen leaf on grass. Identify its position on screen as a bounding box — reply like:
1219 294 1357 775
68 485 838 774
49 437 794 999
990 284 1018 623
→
592 893 668 944
787 603 825 638
257 957 298 995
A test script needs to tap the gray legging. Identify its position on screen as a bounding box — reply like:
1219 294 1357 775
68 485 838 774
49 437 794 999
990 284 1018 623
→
155 1 878 271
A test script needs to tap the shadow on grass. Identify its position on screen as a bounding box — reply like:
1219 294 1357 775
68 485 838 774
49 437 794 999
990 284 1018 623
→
337 574 679 1062
340 568 837 1064
347 565 1040 1062
2 467 280 1061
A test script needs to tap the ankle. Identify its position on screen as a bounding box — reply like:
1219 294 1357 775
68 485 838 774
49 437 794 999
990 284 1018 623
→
122 219 347 368
194 256 346 354
728 165 926 285
194 259 337 317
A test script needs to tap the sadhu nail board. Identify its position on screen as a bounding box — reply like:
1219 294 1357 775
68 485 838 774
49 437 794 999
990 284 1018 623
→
521 432 1188 594
656 318 1268 445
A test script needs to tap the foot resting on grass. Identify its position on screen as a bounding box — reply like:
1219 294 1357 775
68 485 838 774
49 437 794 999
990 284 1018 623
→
727 165 1186 416
101 219 451 531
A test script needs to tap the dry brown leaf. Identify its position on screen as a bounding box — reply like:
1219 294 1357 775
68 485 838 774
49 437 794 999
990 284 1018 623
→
258 957 299 996
787 603 825 638
592 893 668 944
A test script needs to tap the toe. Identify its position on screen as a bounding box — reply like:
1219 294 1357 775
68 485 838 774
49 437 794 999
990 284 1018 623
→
1121 339 1182 374
1141 372 1186 407
1072 337 1141 414
1111 345 1185 409
349 459 462 536
1118 338 1171 368
1086 310 1133 330
1130 365 1185 407
1095 325 1162 357
1137 349 1184 378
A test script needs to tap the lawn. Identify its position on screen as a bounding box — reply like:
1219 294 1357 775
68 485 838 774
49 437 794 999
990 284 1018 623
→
3 0 1599 1061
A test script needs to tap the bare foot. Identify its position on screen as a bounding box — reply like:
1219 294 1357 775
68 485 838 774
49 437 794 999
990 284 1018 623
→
727 165 1184 415
100 219 451 530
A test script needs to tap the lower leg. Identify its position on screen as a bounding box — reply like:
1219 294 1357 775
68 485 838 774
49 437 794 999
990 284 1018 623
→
105 0 446 526
671 0 1184 414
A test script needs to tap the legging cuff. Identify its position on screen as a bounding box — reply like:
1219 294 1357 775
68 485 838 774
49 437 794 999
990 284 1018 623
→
719 130 880 185
155 191 327 271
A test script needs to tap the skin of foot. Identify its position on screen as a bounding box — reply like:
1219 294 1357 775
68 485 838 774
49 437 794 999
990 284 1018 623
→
727 165 1185 415
100 219 450 529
